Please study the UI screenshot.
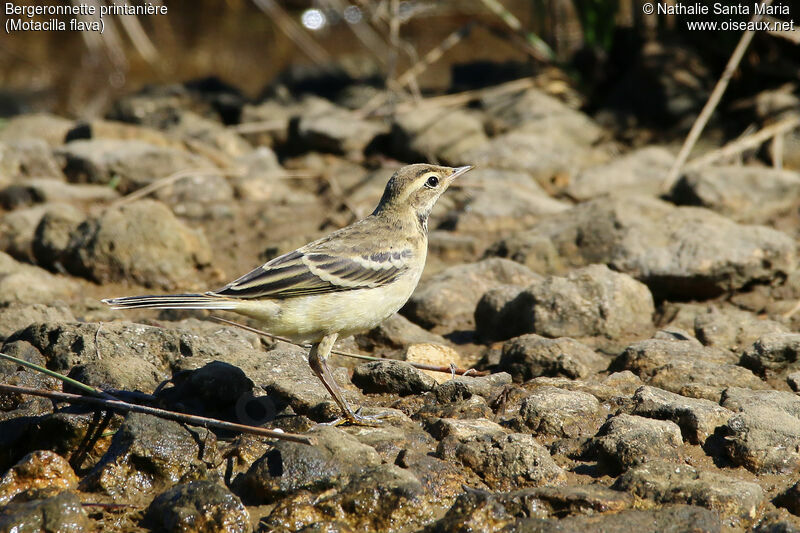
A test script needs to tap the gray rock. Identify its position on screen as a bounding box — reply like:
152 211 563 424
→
483 232 564 275
612 338 766 400
0 252 79 305
0 491 90 533
631 386 732 444
296 101 388 158
352 360 437 395
416 396 494 423
146 481 251 533
671 166 800 222
591 414 683 473
474 284 529 341
0 138 65 189
436 432 565 491
240 426 381 503
355 314 449 353
391 108 488 165
520 505 722 533
612 460 764 520
694 305 788 353
0 341 59 420
82 412 215 500
403 258 540 331
0 179 119 209
347 415 436 464
0 205 61 262
529 194 797 299
480 264 655 344
741 333 800 377
63 199 212 289
511 385 605 438
425 417 507 441
435 372 513 403
32 206 85 271
0 113 73 147
56 139 211 194
166 111 253 158
153 171 235 211
498 334 607 381
788 372 800 392
750 509 800 533
566 146 675 200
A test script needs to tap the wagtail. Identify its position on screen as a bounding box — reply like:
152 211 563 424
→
103 164 473 424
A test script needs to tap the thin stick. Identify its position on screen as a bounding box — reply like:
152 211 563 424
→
478 0 554 61
684 115 800 171
114 0 160 66
662 0 774 192
210 316 488 377
251 0 331 65
0 352 118 400
0 384 314 445
763 15 800 44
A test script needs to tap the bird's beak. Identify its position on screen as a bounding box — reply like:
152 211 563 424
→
449 165 473 181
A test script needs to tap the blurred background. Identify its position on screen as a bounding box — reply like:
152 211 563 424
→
1 0 798 141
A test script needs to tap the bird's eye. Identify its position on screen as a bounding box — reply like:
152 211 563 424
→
425 175 439 188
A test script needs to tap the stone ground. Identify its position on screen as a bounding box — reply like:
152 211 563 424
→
2 72 800 533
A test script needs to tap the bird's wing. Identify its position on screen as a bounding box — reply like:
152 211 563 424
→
211 247 414 299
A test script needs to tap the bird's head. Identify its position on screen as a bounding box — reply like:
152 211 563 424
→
373 164 473 229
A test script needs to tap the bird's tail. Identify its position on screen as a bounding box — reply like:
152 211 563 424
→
102 293 240 311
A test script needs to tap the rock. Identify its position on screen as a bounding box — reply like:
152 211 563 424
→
145 481 251 533
351 360 437 395
774 481 800 517
442 170 569 234
153 171 235 212
390 108 488 165
612 461 764 520
0 252 79 305
436 432 565 491
750 509 800 533
56 139 211 194
741 333 800 377
0 451 78 506
355 314 449 353
435 373 512 404
0 491 90 532
402 343 466 384
0 113 73 147
425 417 507 442
693 305 788 353
166 111 253 158
0 340 59 421
239 426 381 503
397 451 486 508
348 415 436 464
32 206 86 271
565 146 675 200
528 194 797 299
63 200 212 289
263 464 431 533
591 414 683 473
631 386 732 444
498 334 607 381
0 179 119 209
509 386 605 438
788 372 800 392
477 264 655 344
403 258 540 331
295 101 388 158
720 388 800 474
518 505 722 533
82 412 215 500
474 285 529 341
611 337 766 401
65 118 181 147
481 86 604 145
671 166 800 222
0 139 65 190
483 232 564 275
0 205 59 262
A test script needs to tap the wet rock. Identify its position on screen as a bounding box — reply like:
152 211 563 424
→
631 386 732 444
508 386 605 438
31 205 86 271
591 414 683 473
611 337 766 400
391 108 488 165
478 264 655 345
565 146 675 201
239 426 381 503
483 233 564 275
694 305 788 353
82 412 215 500
403 258 539 331
145 481 251 533
263 464 431 533
295 101 388 158
348 415 436 464
355 314 449 353
0 451 78 506
436 432 565 491
671 166 800 222
741 333 800 378
397 450 487 507
0 113 73 147
0 491 90 532
613 460 763 520
498 334 608 381
62 200 212 289
0 252 79 304
352 360 437 395
0 340 59 421
435 373 512 403
720 388 800 474
56 139 211 194
528 194 796 299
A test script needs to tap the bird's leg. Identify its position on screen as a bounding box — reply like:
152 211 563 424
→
307 333 382 426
